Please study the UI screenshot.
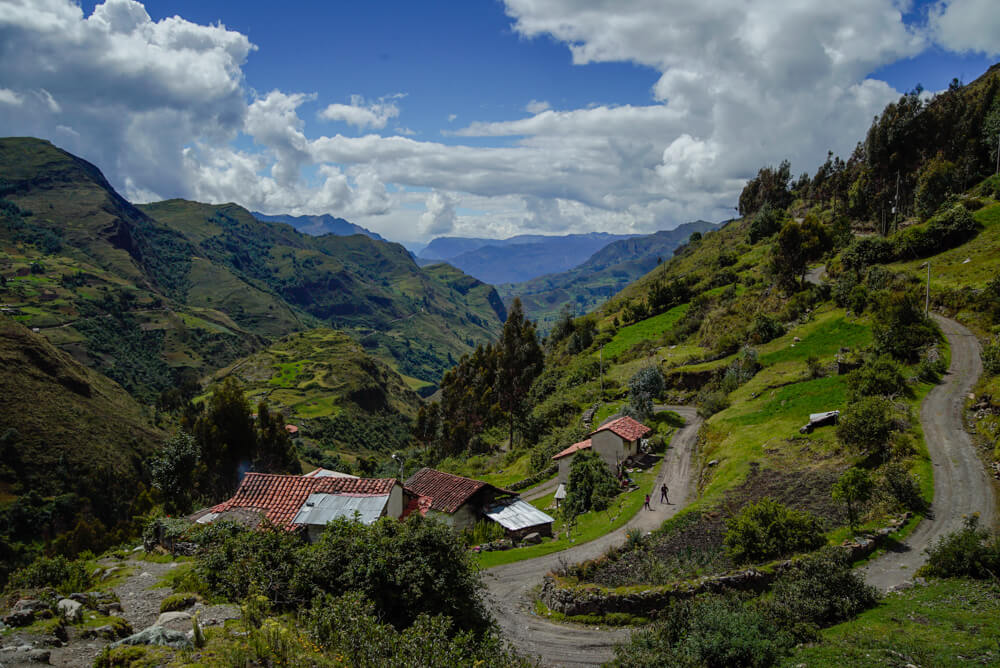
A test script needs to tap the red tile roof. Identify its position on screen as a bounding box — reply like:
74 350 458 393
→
209 473 397 527
552 438 592 461
591 416 651 441
405 468 505 514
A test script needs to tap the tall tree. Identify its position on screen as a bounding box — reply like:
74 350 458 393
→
494 298 543 448
193 377 257 496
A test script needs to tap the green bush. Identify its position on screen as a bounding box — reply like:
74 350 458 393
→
612 594 794 667
563 450 620 519
846 356 908 399
984 338 1000 376
836 396 895 456
918 514 1000 579
7 555 91 594
841 236 893 271
871 291 939 363
724 498 826 564
764 547 879 641
880 462 927 513
747 315 785 345
292 515 489 633
464 519 506 546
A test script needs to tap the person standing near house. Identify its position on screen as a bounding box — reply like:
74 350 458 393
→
643 494 652 511
660 483 669 504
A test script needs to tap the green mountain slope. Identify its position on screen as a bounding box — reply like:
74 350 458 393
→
211 328 422 421
499 221 718 329
0 138 505 399
140 199 506 387
0 316 161 575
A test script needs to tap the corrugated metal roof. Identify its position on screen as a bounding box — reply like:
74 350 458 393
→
484 498 555 532
293 493 389 526
554 484 567 501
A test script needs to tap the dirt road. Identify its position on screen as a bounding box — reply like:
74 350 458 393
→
483 406 701 667
861 314 996 589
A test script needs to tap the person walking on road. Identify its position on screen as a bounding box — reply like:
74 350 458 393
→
643 494 652 511
660 483 670 504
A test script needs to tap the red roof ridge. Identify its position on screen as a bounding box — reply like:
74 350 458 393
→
552 438 592 461
405 467 507 513
590 415 651 441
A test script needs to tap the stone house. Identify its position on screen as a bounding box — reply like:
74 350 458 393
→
552 415 652 483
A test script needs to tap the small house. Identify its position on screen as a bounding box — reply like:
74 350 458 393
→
552 415 652 483
404 467 553 537
190 472 411 542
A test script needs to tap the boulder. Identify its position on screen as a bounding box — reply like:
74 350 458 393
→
57 598 83 624
155 611 192 633
2 610 35 627
27 648 51 663
111 625 192 650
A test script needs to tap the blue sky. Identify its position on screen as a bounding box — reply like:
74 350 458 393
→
3 0 1000 243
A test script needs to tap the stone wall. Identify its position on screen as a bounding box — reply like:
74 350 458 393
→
540 513 909 617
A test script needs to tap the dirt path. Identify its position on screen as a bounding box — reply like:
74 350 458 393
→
483 406 701 667
861 314 997 589
521 476 559 502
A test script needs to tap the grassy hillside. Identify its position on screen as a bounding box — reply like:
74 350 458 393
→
211 328 422 420
0 316 162 580
500 221 718 329
0 138 505 401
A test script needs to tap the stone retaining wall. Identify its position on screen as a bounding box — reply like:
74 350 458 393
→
540 513 909 617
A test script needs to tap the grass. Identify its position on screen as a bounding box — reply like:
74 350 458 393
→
474 463 662 569
602 303 689 360
532 598 651 627
785 578 1000 667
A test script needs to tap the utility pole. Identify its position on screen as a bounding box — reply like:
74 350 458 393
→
925 261 931 315
893 171 900 233
599 344 604 402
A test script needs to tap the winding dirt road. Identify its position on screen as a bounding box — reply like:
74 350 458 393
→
483 406 702 667
861 314 997 589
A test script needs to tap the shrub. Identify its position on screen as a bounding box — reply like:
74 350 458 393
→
563 450 620 519
831 467 874 530
764 547 879 640
464 519 506 546
747 314 785 345
871 291 939 363
724 498 826 564
836 396 894 456
627 366 665 420
846 356 908 399
880 462 927 512
919 514 1000 579
984 338 1000 376
697 389 731 418
292 515 490 633
841 236 893 271
7 555 91 594
612 594 794 667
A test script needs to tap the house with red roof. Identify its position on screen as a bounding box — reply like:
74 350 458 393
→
189 472 414 542
552 415 652 483
405 467 554 538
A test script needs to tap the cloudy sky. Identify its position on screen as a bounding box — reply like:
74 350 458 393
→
1 0 998 245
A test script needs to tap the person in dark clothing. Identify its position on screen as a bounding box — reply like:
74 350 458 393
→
660 483 670 504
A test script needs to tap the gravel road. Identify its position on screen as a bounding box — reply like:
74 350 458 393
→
861 314 997 589
483 406 701 667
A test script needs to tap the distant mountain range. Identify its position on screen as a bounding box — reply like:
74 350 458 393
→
418 232 640 285
498 221 719 329
252 211 385 241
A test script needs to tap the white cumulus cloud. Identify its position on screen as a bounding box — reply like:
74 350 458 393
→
929 0 1000 55
319 94 402 130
